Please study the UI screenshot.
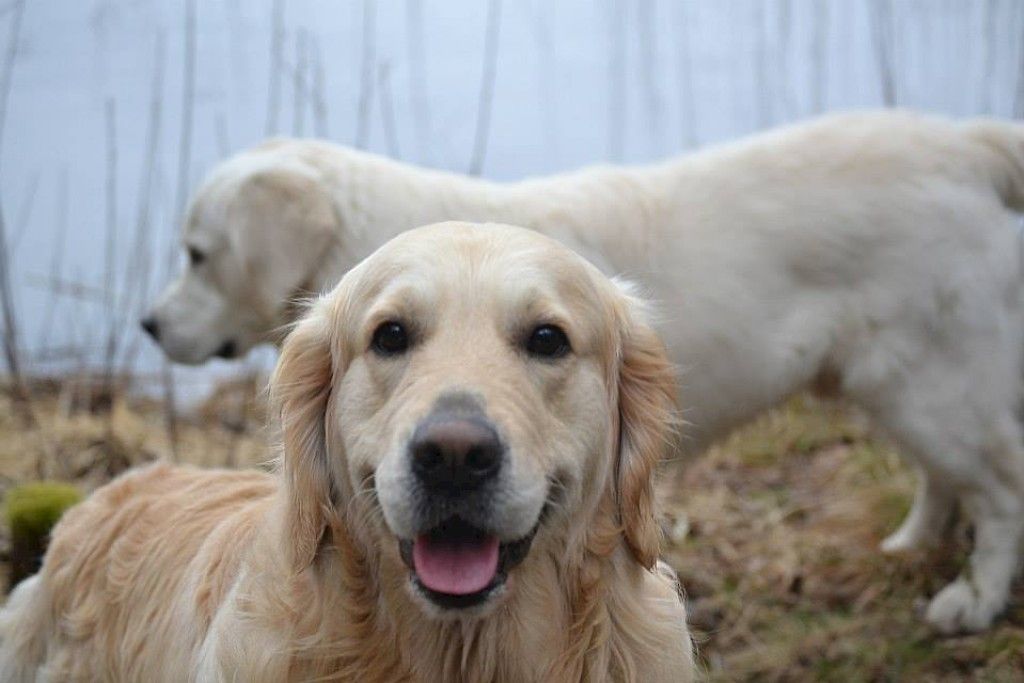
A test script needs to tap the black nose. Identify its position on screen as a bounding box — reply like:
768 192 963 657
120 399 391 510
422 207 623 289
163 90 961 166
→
140 316 160 341
410 417 503 494
215 340 237 359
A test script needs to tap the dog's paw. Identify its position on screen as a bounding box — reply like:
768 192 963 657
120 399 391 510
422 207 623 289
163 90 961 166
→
925 579 1002 634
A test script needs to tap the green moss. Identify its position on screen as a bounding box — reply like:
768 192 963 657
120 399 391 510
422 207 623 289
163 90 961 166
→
4 481 81 542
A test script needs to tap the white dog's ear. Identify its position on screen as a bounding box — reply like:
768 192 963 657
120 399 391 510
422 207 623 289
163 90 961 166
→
613 283 679 569
270 305 334 571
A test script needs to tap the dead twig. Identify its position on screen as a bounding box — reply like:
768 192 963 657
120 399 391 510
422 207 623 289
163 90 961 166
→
468 0 502 176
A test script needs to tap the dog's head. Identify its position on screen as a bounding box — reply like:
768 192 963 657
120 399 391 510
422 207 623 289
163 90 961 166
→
142 146 338 364
272 222 677 617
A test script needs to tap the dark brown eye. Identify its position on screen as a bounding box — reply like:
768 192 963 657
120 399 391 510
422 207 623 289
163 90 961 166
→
371 321 409 356
187 246 205 266
526 324 570 358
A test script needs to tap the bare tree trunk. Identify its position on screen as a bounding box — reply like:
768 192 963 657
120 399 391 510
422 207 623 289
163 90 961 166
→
871 0 897 107
405 0 432 164
355 0 377 149
266 0 286 136
607 0 626 162
468 0 502 176
0 0 28 411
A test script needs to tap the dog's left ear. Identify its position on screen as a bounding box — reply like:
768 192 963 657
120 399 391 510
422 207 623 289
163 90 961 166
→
613 284 679 569
270 302 335 571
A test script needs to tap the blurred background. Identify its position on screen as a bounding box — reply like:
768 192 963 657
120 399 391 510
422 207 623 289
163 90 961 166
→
3 0 1023 397
3 1 1024 679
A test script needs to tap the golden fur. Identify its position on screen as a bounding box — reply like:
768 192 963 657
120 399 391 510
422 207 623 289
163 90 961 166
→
0 222 693 682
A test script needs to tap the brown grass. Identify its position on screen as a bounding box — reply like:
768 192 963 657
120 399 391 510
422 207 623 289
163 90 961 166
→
1 383 1023 680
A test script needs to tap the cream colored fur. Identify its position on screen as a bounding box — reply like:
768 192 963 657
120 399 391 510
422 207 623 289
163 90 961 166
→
146 110 1024 632
1 223 694 682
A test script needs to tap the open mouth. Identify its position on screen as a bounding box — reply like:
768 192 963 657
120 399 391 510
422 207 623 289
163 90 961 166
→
399 517 537 609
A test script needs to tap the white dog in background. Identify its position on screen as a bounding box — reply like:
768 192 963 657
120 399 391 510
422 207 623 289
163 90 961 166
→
145 110 1024 633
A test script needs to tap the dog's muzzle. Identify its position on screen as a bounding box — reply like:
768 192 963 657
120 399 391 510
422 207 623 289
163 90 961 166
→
397 405 538 609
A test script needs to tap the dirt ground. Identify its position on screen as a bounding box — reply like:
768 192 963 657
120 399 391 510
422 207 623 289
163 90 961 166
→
2 380 1023 681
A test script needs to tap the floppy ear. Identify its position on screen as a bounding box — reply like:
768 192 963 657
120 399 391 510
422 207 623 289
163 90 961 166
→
270 305 334 571
614 288 679 569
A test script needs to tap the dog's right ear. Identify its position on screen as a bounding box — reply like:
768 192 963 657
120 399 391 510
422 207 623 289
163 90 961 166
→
270 303 334 571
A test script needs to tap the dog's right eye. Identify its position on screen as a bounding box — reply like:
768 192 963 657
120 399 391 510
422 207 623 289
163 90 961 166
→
371 321 409 356
187 246 205 267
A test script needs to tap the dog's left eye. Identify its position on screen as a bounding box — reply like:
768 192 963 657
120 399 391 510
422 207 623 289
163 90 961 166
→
526 324 571 358
371 321 410 356
187 246 205 267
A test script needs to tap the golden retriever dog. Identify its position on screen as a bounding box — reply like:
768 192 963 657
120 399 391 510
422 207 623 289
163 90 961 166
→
0 223 694 682
143 110 1024 633
140 109 1024 634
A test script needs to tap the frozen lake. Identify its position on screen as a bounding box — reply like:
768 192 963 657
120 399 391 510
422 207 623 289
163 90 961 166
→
2 0 1023 398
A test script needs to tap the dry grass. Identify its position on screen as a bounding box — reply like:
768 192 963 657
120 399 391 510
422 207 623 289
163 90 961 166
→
1 382 1023 680
665 396 1024 682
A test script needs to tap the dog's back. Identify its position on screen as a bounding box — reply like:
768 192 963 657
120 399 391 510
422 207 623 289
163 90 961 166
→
0 463 275 682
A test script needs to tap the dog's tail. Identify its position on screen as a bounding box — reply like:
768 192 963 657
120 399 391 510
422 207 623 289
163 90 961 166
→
963 118 1024 212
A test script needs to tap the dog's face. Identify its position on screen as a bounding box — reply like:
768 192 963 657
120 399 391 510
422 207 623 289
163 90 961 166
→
273 222 677 618
143 161 336 364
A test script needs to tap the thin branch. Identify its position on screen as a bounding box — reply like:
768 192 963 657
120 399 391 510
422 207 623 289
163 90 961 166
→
607 0 626 162
405 0 431 164
9 170 39 252
871 0 897 107
468 0 502 176
310 35 328 137
38 167 69 350
292 27 308 137
0 0 27 393
637 0 663 156
101 98 118 405
673 2 697 149
171 0 197 272
0 0 25 163
753 1 772 129
164 0 198 459
378 62 401 159
776 0 795 119
811 0 829 113
216 111 230 157
119 31 164 378
265 0 285 135
532 3 558 163
1016 1 1024 118
355 0 377 148
24 274 107 302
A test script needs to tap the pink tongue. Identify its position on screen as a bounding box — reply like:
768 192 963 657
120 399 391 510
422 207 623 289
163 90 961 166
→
412 533 500 595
